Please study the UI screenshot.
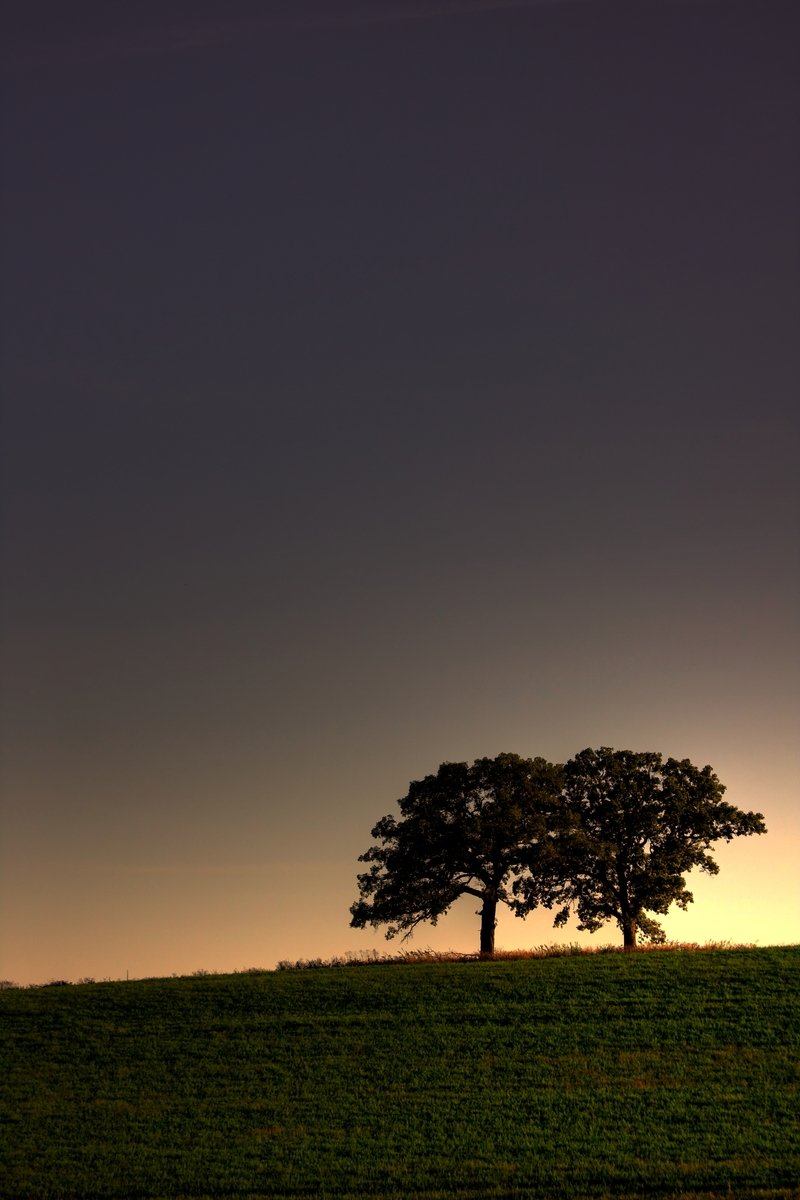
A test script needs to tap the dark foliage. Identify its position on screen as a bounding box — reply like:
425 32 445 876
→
355 746 768 953
515 747 767 948
350 753 564 954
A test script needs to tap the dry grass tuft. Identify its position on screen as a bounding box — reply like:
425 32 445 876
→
274 940 757 970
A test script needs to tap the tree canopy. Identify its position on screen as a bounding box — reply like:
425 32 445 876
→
515 746 767 949
352 746 767 953
350 753 564 955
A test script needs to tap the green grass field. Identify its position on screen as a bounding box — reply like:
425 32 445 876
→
1 946 798 1199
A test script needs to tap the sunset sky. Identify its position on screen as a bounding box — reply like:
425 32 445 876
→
1 0 798 985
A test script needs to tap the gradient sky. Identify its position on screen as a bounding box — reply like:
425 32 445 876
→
1 0 798 985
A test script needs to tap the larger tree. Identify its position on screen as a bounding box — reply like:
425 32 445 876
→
516 747 767 949
350 753 564 955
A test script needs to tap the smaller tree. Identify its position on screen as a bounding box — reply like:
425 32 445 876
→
350 753 564 955
516 747 766 949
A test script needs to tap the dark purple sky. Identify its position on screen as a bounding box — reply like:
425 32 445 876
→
2 0 798 982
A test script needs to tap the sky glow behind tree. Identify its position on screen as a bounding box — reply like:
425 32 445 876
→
1 0 798 983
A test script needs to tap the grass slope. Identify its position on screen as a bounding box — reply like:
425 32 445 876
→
1 946 798 1199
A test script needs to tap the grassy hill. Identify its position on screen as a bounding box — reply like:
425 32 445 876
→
1 945 798 1199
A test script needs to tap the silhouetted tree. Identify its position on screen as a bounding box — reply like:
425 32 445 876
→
515 747 767 950
350 753 564 955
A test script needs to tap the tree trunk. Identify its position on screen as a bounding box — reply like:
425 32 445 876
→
480 894 497 956
622 917 637 951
